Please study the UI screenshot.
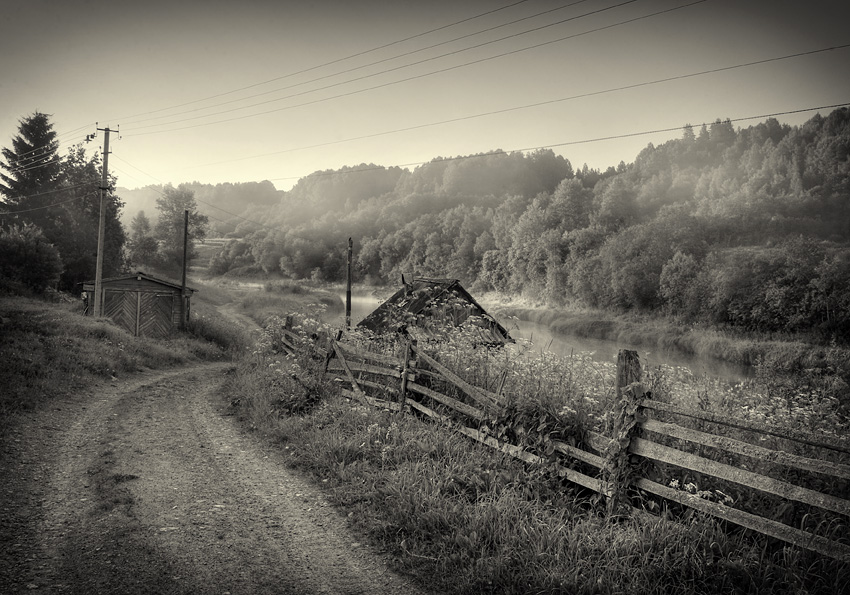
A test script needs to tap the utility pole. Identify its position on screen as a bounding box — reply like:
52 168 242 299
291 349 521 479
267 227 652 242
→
346 237 352 329
92 126 117 317
180 209 189 330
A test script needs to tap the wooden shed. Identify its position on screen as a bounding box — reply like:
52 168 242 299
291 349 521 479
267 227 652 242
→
82 272 195 338
357 277 512 344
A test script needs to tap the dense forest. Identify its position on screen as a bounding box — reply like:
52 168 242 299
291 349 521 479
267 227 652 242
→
201 109 850 338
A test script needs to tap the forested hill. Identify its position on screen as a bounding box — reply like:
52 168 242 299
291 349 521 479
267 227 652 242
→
119 180 282 229
210 109 850 337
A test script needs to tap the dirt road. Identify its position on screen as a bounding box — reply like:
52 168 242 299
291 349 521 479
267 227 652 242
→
1 363 433 594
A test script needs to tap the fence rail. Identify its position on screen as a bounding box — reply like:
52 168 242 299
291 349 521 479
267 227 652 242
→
276 323 850 563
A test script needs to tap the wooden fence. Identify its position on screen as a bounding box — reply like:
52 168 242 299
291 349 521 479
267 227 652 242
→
277 324 850 563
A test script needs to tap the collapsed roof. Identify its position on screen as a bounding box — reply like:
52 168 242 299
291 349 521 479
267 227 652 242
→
356 277 512 344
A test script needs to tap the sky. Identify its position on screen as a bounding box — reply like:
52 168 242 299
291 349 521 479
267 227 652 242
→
1 0 849 192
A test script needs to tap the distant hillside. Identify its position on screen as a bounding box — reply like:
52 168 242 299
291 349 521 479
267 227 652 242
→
118 180 284 235
118 185 163 224
204 109 850 339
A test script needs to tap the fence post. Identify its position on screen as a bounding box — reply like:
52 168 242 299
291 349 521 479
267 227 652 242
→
322 329 342 376
397 338 412 415
603 349 645 516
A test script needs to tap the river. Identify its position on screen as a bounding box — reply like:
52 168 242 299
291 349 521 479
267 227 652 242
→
336 291 750 383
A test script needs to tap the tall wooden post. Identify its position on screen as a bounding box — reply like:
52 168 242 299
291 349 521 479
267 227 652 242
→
346 237 352 329
604 349 645 516
180 209 188 330
92 126 113 317
397 338 412 415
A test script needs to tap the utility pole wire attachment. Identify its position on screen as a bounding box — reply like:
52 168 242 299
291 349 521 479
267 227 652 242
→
92 126 117 317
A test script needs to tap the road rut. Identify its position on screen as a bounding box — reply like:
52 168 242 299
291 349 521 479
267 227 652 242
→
1 363 433 594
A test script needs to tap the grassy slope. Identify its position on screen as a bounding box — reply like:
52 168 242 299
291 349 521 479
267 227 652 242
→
0 293 237 422
223 300 848 595
224 351 848 595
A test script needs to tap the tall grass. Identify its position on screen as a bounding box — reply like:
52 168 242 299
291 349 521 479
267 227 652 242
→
186 301 253 358
237 285 343 327
0 295 238 420
224 309 849 594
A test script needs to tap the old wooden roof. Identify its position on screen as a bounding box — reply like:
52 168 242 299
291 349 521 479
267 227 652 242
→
356 277 511 343
81 272 196 293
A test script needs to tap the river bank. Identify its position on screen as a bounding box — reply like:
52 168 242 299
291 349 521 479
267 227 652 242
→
327 283 848 384
481 295 850 379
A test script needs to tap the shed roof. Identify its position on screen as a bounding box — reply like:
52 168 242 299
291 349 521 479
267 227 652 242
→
81 272 196 293
357 277 511 343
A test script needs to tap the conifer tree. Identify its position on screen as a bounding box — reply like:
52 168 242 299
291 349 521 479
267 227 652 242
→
0 112 62 232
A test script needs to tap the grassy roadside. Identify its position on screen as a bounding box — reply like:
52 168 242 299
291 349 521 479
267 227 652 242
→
222 307 849 595
233 279 344 326
223 367 847 595
12 277 842 594
0 292 248 423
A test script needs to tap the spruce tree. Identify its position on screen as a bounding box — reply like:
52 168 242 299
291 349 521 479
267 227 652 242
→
0 112 62 233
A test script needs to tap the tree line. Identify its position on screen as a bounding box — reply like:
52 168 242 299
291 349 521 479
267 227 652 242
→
0 112 209 292
208 109 850 339
4 109 848 339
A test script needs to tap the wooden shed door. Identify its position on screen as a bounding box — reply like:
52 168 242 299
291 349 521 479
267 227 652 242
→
103 289 137 335
138 293 175 338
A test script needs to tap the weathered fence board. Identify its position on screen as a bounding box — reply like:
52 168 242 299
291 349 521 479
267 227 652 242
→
326 360 415 381
406 382 486 421
330 341 368 404
629 437 850 517
335 341 407 368
552 440 606 469
458 428 607 495
332 375 396 395
406 395 453 424
640 418 850 480
643 399 850 455
340 388 403 411
413 348 501 413
634 477 850 563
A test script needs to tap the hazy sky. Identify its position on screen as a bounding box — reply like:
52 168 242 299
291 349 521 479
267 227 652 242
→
2 0 848 191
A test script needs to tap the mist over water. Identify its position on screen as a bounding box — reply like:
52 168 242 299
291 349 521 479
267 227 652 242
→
339 291 750 383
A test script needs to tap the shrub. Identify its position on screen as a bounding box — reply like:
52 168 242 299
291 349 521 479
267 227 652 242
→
0 223 63 292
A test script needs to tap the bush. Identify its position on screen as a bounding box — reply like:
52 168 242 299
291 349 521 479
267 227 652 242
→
0 224 63 292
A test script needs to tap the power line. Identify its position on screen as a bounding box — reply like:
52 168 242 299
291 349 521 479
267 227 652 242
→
181 43 850 171
113 158 278 234
0 182 95 205
124 0 710 138
263 102 850 182
107 102 850 236
3 135 109 180
7 126 92 162
1 186 97 214
112 154 164 185
1 133 99 178
111 0 533 123
120 0 594 127
124 0 649 134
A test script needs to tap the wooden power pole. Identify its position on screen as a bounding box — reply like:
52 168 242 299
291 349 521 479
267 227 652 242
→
346 237 353 329
92 126 116 317
180 209 189 330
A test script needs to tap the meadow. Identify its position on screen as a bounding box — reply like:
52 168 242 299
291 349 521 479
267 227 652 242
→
3 281 846 594
224 306 849 595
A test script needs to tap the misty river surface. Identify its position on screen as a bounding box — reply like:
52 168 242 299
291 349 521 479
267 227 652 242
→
337 292 750 383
